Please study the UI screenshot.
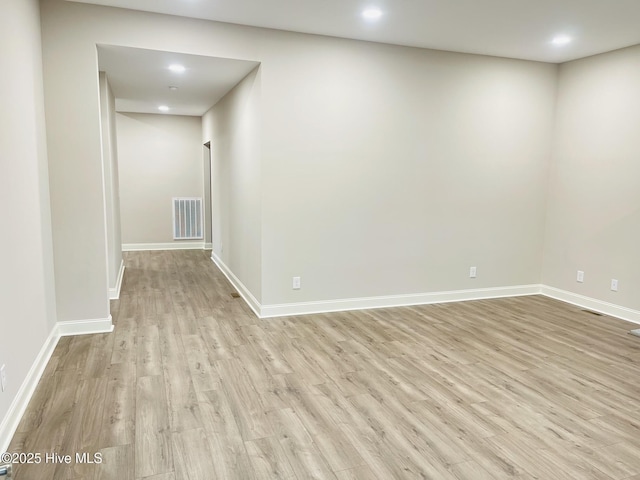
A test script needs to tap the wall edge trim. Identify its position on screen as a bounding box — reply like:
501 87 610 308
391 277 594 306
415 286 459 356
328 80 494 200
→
122 242 205 251
198 265 640 325
540 285 640 325
0 326 60 453
108 260 125 300
259 284 541 318
210 253 261 318
57 315 114 336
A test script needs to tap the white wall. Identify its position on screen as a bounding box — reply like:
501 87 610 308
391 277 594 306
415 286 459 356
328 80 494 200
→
202 67 262 301
260 41 557 305
117 113 204 245
39 0 561 317
40 0 110 323
543 45 640 311
99 72 123 291
0 0 57 443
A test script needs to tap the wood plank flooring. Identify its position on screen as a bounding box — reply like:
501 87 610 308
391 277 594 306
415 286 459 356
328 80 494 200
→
7 250 640 479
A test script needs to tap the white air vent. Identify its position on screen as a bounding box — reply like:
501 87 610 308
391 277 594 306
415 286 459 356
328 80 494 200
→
173 197 203 240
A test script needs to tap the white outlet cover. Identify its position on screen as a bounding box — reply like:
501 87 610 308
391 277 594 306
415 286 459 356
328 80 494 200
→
577 270 584 283
611 279 618 291
469 267 477 278
0 364 6 392
292 276 301 290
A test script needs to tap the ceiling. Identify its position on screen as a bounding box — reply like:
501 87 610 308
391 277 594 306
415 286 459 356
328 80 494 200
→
97 45 259 116
92 1 640 116
79 0 640 63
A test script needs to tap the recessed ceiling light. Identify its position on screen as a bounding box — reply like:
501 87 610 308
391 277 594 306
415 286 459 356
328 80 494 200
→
169 86 178 91
551 35 572 46
168 64 186 73
158 105 170 112
362 7 383 20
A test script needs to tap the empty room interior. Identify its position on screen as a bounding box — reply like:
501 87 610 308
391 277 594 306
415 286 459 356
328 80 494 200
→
2 0 640 478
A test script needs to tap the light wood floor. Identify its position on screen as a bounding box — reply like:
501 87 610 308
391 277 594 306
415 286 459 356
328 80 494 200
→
8 250 640 479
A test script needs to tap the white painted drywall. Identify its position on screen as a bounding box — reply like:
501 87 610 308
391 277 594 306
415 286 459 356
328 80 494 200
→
32 0 640 323
0 0 57 438
259 41 557 304
202 67 262 301
39 0 560 314
99 72 123 290
40 0 110 323
543 45 640 310
116 113 204 244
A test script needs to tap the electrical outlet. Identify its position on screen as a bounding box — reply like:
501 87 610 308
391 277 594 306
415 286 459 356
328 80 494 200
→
611 279 618 291
292 276 301 290
1 364 6 392
469 266 477 278
577 270 584 283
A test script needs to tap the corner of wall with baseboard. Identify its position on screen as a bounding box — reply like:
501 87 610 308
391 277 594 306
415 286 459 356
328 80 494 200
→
108 260 125 300
56 315 114 336
210 252 262 318
0 312 116 451
201 259 640 327
0 325 60 453
540 285 640 325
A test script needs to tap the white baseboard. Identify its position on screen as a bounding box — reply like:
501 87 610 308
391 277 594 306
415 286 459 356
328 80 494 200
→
0 327 59 452
56 315 114 336
540 285 640 325
0 313 115 451
210 253 261 318
260 284 541 318
108 261 125 300
122 242 205 251
196 260 640 326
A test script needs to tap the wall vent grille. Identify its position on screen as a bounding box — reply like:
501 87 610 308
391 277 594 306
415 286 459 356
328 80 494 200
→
173 197 203 240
